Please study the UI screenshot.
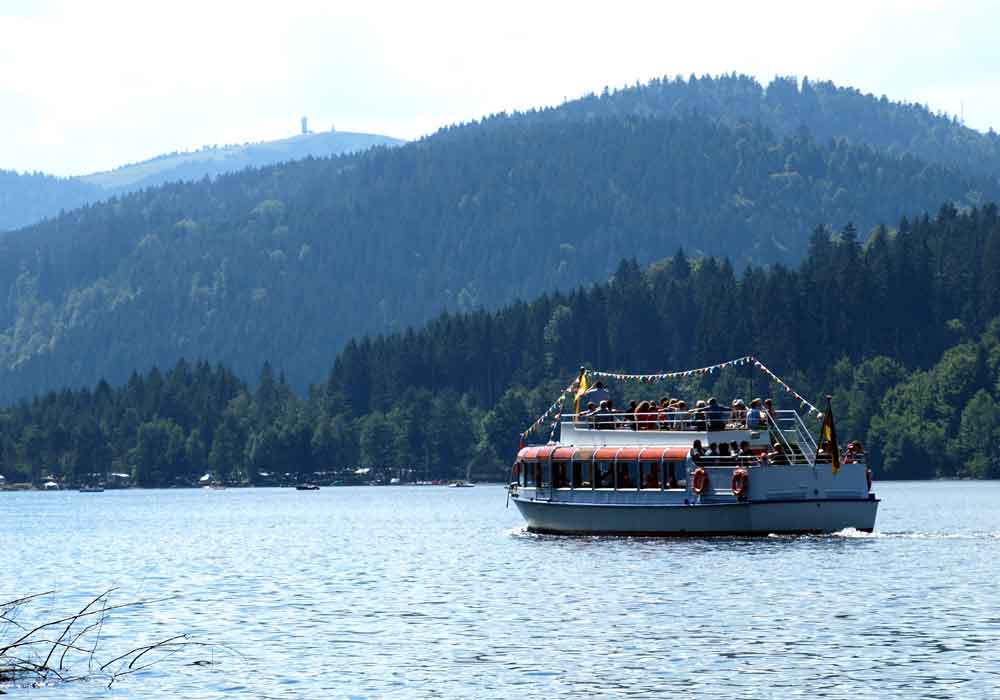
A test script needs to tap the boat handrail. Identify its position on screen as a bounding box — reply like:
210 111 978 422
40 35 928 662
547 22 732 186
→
569 409 760 432
567 408 807 434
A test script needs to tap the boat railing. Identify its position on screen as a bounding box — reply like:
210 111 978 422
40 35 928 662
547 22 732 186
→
767 410 815 466
570 409 755 432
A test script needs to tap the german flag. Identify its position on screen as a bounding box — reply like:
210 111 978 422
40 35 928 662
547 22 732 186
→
819 395 841 474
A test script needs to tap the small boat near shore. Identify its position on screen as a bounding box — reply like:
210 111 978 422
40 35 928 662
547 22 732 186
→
296 483 321 491
78 485 105 493
508 357 877 536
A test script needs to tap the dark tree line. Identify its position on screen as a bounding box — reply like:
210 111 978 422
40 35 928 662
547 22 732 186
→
3 204 1000 484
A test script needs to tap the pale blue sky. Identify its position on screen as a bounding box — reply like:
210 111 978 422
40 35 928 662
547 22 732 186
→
2 0 998 176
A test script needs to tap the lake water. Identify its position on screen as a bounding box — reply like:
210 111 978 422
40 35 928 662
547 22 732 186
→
3 482 1000 699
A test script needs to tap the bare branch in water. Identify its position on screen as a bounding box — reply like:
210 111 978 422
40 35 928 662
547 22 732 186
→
0 589 225 691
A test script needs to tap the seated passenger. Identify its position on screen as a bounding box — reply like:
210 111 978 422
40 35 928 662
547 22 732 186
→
767 443 790 465
815 440 832 463
706 442 719 461
690 439 705 465
618 465 634 488
643 464 660 489
738 440 754 466
844 440 866 463
594 400 614 430
583 401 598 428
718 442 734 465
627 400 639 430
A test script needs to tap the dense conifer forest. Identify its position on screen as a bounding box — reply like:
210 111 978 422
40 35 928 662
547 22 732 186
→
0 86 995 400
3 205 999 485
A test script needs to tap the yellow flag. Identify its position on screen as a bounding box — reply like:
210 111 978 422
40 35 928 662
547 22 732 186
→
573 368 589 417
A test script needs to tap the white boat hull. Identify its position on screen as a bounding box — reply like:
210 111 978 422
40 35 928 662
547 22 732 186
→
513 496 878 536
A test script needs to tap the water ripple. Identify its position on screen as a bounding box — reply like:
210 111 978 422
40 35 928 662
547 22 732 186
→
2 482 1000 698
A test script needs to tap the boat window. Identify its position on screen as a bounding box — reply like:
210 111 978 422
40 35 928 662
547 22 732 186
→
532 461 542 487
640 461 660 489
552 461 569 488
666 461 683 488
616 461 636 489
595 461 613 488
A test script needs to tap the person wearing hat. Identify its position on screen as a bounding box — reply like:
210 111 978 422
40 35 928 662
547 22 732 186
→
730 399 746 428
747 398 767 429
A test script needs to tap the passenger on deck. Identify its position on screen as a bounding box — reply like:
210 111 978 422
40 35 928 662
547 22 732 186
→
692 400 708 431
583 381 611 408
816 440 832 463
583 401 598 428
738 441 754 466
843 441 866 463
764 398 775 420
676 400 690 430
594 400 614 430
704 397 727 431
718 442 734 465
731 399 747 427
706 442 719 461
690 439 705 464
746 398 768 429
657 398 671 430
767 443 790 465
627 401 638 430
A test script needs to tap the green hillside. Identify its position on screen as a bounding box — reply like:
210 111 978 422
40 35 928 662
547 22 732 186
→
2 204 998 485
0 111 990 401
519 74 1000 182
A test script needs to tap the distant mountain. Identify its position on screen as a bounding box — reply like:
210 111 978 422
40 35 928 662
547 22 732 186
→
0 99 993 402
0 170 104 232
77 129 405 191
0 129 404 231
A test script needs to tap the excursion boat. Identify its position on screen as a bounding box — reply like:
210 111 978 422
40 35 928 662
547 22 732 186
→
508 357 878 536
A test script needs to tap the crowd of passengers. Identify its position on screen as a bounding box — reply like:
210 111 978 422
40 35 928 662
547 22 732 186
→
578 381 775 432
688 438 866 467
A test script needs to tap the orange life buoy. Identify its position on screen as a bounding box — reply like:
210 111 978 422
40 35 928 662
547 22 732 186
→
692 467 709 495
731 469 749 499
866 468 872 492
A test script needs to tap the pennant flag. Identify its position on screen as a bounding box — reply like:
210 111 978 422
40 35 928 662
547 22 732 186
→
573 367 589 417
818 395 841 474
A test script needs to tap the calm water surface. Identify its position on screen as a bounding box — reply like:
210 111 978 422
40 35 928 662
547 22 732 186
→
3 482 1000 699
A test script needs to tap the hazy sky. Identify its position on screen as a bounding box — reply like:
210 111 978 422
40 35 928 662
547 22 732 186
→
2 0 998 176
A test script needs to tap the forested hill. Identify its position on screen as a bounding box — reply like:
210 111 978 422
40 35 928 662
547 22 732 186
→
3 205 999 486
0 110 993 401
513 74 1000 182
0 170 104 232
0 129 402 232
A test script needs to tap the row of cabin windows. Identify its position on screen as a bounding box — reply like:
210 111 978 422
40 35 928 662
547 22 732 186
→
519 460 684 489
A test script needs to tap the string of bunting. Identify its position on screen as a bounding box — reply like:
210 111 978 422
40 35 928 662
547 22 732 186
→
590 355 822 420
521 377 579 440
522 356 825 440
